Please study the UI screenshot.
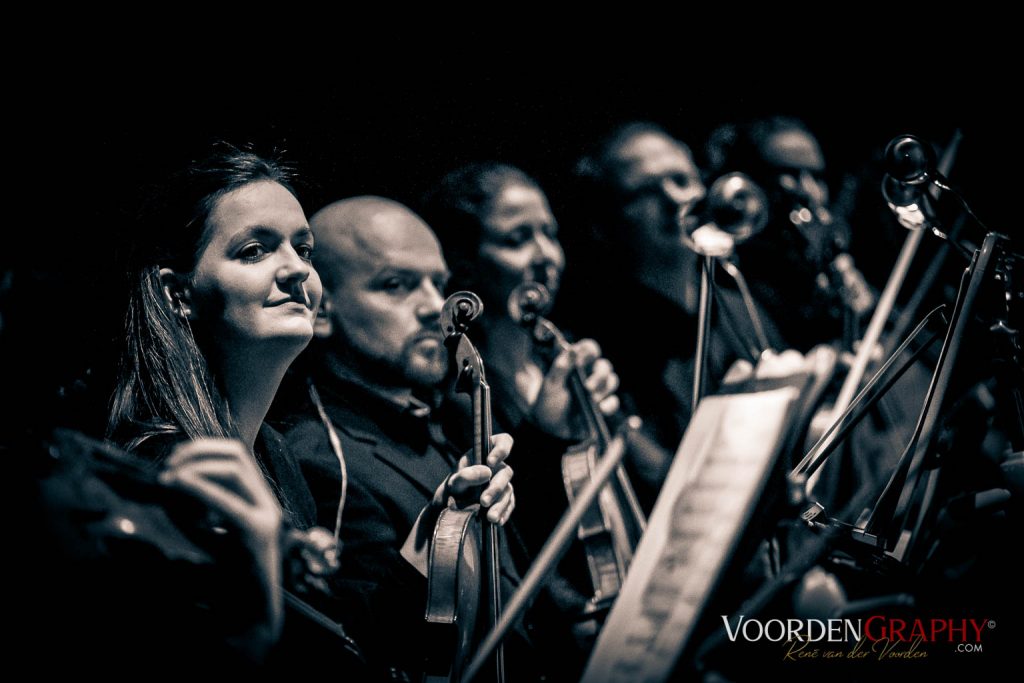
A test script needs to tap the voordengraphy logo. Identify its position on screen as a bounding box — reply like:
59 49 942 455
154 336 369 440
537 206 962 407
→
862 616 991 643
722 617 863 643
721 615 996 661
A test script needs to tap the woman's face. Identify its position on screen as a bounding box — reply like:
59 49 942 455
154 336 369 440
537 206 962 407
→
476 182 564 317
188 180 322 353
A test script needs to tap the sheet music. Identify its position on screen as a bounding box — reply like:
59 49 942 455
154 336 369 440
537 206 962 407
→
582 386 799 683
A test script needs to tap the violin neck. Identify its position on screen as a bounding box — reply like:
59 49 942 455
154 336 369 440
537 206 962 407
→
474 381 492 467
568 367 613 448
474 378 506 682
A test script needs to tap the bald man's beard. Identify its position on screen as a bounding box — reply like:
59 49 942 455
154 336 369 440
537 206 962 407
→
325 327 449 391
395 337 449 389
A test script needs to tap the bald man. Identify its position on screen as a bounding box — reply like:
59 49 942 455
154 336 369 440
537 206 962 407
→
274 197 531 680
309 196 453 393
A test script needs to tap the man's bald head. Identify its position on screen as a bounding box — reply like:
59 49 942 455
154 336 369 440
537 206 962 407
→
307 196 451 391
310 196 442 289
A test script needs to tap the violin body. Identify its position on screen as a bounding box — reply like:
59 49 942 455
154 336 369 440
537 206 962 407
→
28 428 356 672
561 440 632 611
508 282 647 618
424 506 483 682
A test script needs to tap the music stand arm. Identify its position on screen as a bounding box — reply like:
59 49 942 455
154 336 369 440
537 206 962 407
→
865 232 1008 551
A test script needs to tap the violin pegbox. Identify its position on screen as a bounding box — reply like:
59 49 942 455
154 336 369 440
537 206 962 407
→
441 290 484 336
441 291 488 394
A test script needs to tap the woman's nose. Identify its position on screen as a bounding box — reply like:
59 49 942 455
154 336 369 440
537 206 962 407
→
531 232 564 269
278 247 312 285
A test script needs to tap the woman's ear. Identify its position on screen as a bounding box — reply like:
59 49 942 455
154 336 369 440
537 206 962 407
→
314 290 334 339
158 267 196 321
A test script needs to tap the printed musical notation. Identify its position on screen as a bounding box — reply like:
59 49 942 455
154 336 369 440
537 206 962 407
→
582 386 799 683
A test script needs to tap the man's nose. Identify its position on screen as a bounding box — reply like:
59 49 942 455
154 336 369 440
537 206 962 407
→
415 279 445 320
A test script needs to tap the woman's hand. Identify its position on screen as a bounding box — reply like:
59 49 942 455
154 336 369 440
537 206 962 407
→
159 438 284 656
161 438 283 547
532 338 620 439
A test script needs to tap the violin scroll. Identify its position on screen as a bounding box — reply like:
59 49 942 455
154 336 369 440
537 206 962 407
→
508 283 566 354
508 282 554 326
441 290 485 337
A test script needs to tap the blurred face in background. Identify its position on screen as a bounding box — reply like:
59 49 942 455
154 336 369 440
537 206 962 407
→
606 131 706 272
474 181 565 315
758 127 840 265
761 127 829 212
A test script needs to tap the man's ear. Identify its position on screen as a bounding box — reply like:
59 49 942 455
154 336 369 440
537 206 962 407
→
314 290 334 338
158 267 195 320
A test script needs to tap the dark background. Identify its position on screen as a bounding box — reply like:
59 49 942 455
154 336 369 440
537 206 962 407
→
31 66 1014 256
6 64 1016 434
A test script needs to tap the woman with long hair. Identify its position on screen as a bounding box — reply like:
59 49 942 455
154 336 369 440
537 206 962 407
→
106 144 325 663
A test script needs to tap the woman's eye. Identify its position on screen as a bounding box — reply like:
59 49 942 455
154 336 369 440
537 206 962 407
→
295 243 314 260
504 229 530 247
382 277 405 291
238 243 268 262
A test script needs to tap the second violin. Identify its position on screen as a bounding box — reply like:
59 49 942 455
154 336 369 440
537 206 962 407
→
508 282 646 617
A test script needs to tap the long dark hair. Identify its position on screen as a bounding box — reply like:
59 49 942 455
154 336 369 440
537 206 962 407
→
108 143 295 453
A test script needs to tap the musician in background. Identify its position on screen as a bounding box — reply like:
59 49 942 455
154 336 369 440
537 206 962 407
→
706 115 873 352
421 161 620 493
558 122 780 478
274 196 521 680
421 162 630 663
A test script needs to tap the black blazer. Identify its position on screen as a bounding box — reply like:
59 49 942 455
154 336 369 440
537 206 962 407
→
280 373 561 681
282 376 469 678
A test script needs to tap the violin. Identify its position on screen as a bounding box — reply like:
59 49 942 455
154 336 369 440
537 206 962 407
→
424 291 504 683
45 428 340 591
508 282 646 617
33 428 359 667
